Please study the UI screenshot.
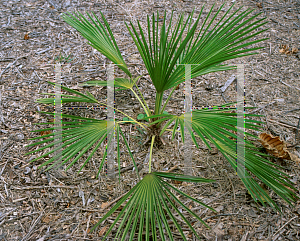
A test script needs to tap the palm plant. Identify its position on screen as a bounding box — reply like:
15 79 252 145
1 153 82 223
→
26 3 298 240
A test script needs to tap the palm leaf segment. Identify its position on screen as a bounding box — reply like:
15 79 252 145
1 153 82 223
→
90 172 216 241
147 104 299 210
81 76 141 92
36 81 99 105
61 10 132 77
126 3 268 93
26 113 139 179
190 108 298 210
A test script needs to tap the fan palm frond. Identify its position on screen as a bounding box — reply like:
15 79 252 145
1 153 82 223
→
187 105 298 210
61 11 132 77
26 113 140 178
90 172 216 240
36 81 98 105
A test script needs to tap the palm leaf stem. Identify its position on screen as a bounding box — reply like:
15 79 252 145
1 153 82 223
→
149 135 156 173
160 85 177 115
130 87 151 117
133 82 152 116
154 92 164 116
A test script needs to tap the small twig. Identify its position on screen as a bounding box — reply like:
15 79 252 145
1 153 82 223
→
0 55 28 79
70 216 84 236
295 118 300 144
0 212 40 225
279 79 300 91
166 164 179 173
77 208 101 212
35 47 52 55
220 92 227 102
0 208 17 222
21 211 45 241
102 192 127 210
0 90 5 125
0 161 8 178
248 101 276 114
219 75 236 93
272 216 297 239
49 173 66 185
224 170 235 201
12 197 29 203
159 135 166 145
202 213 241 221
84 214 91 239
0 143 13 164
117 162 141 174
268 119 299 130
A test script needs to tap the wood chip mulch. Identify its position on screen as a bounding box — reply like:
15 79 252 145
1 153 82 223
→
0 0 299 240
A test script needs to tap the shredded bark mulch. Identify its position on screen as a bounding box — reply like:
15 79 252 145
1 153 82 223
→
0 0 299 240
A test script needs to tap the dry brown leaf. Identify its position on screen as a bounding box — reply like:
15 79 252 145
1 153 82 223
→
279 48 286 54
259 133 296 160
172 180 183 185
24 33 30 40
98 225 108 236
289 153 300 163
279 44 289 54
292 47 299 54
40 130 52 138
101 202 109 209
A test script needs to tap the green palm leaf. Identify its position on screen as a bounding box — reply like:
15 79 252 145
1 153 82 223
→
25 112 140 178
182 105 299 210
81 76 141 92
125 10 200 93
150 103 298 210
26 112 111 171
61 11 131 77
125 4 268 94
36 81 98 105
90 172 216 240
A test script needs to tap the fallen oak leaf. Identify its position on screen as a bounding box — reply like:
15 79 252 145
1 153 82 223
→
259 133 299 163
